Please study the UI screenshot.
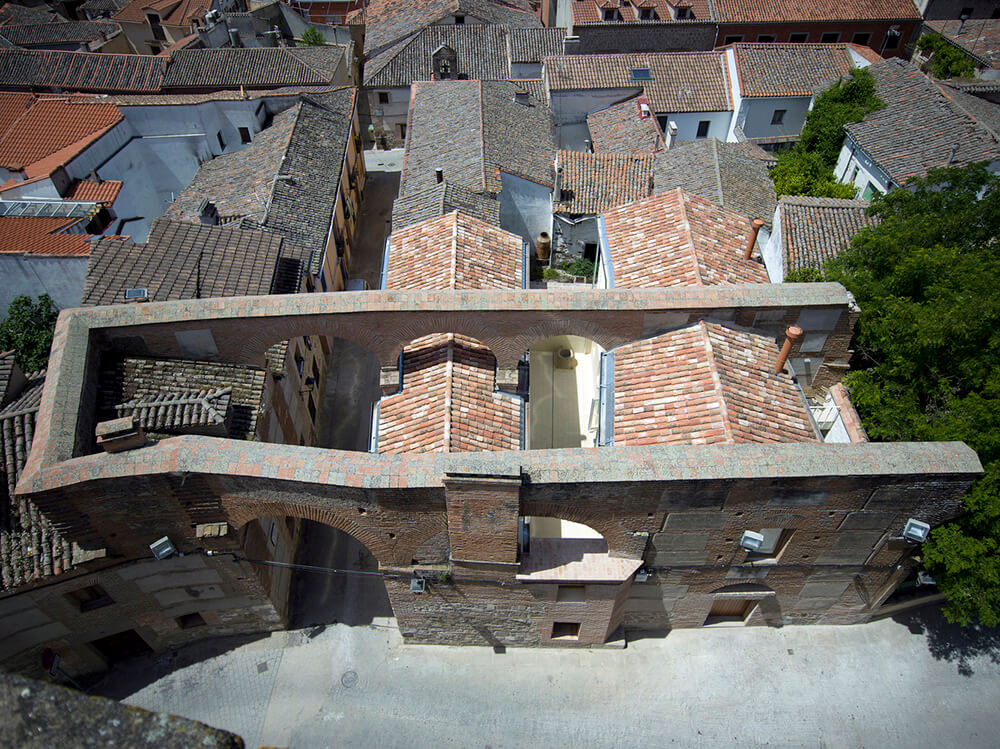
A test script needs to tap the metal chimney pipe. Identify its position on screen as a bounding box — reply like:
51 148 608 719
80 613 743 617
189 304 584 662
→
775 325 803 374
744 218 765 260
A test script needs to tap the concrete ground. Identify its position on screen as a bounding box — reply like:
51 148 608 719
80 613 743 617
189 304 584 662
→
351 148 404 289
96 605 1000 748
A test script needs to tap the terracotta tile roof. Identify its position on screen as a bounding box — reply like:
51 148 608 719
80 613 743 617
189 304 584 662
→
361 0 541 55
115 386 233 436
63 178 122 204
79 0 131 18
613 321 817 446
83 218 286 304
0 92 32 134
603 188 770 287
586 95 664 154
926 19 1000 70
0 95 121 172
731 43 868 98
114 0 209 26
713 0 919 23
509 27 565 62
571 0 711 24
554 150 654 214
378 333 521 453
0 21 120 47
400 79 555 196
365 25 511 87
844 58 1000 184
391 181 501 230
544 52 732 113
652 138 777 229
0 48 166 92
386 211 522 290
161 47 347 90
0 3 63 26
779 196 875 276
0 216 94 255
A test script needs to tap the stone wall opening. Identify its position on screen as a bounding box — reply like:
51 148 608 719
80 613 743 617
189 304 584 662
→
526 335 605 450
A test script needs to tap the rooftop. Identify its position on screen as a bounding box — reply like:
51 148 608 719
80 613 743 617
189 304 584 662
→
603 187 770 287
712 0 919 23
554 150 654 214
925 19 1000 70
161 47 348 90
0 48 166 92
0 20 120 47
571 0 711 25
613 321 818 445
544 52 732 113
652 137 777 229
83 218 287 305
730 43 877 98
391 181 501 230
779 195 875 276
844 58 1000 184
0 3 63 26
113 0 210 26
586 95 665 154
0 216 96 256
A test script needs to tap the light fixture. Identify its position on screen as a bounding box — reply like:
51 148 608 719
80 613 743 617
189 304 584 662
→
410 577 425 594
902 518 930 543
149 536 177 560
739 530 765 552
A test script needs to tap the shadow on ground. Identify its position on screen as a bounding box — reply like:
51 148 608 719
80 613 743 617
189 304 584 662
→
86 631 271 700
893 604 1000 677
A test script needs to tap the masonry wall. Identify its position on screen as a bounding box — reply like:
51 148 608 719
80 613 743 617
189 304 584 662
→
716 21 919 58
571 23 716 54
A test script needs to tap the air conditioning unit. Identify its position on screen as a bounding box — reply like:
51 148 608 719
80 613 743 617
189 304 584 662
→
149 536 177 560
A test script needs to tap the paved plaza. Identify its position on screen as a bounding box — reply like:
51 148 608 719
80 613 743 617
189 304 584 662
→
92 605 1000 749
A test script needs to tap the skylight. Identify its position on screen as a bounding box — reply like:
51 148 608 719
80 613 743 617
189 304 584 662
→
630 67 652 81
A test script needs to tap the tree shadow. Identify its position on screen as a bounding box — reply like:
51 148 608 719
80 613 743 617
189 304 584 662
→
892 604 1000 677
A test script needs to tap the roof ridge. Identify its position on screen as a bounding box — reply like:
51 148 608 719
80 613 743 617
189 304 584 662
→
443 334 455 451
477 78 487 192
698 321 735 444
448 211 459 288
708 137 724 206
677 189 704 286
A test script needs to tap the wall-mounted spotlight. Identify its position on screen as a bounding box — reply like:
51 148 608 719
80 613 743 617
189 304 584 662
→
739 530 765 552
902 518 931 543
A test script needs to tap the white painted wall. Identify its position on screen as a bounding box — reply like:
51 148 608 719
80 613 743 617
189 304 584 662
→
370 86 411 138
500 172 552 255
0 256 89 315
738 96 813 140
658 110 731 142
763 203 784 283
835 133 892 198
547 88 639 125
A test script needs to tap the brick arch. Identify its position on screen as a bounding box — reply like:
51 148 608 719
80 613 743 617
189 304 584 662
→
505 322 628 366
233 324 398 371
520 501 641 559
384 325 506 368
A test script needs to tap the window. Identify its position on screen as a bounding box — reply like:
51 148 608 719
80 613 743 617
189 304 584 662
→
862 183 877 200
851 32 872 46
148 43 161 54
696 120 710 138
238 126 251 144
638 7 657 20
705 598 756 624
757 34 776 42
788 32 808 42
820 32 840 43
216 131 225 150
771 109 786 125
630 67 652 81
746 528 793 563
960 7 973 16
176 612 206 629
378 91 389 104
850 166 860 183
675 6 690 18
303 335 312 351
67 584 114 612
602 8 621 20
147 11 166 41
438 60 451 79
883 29 900 50
557 585 586 603
269 520 279 546
397 123 407 139
295 351 305 377
454 13 464 23
308 393 317 423
551 621 581 639
723 35 743 45
312 358 320 385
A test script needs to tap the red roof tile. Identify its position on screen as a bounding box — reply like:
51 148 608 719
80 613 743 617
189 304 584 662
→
603 188 770 287
64 179 122 204
586 95 664 154
613 321 817 445
713 0 919 23
0 216 94 256
571 0 711 24
731 43 874 98
114 0 210 26
554 150 654 214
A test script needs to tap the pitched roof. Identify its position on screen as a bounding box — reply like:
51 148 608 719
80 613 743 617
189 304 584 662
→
925 19 1000 70
508 27 565 62
844 58 1000 184
0 3 63 26
161 47 346 90
391 180 501 229
713 0 919 23
0 48 166 92
365 25 511 87
779 195 875 275
0 216 95 255
586 95 664 154
613 321 817 446
385 211 522 290
113 0 209 26
400 79 555 196
603 188 770 287
116 386 232 436
543 52 732 113
63 178 123 203
83 218 286 304
361 0 541 55
378 333 521 453
79 0 131 17
652 137 777 228
167 90 356 271
0 21 119 47
571 0 711 24
554 150 653 213
731 43 869 98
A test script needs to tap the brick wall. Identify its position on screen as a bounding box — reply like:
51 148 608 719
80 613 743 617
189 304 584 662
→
573 23 716 54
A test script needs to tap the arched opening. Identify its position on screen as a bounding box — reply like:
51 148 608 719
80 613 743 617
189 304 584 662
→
526 335 606 449
517 516 640 582
243 516 392 629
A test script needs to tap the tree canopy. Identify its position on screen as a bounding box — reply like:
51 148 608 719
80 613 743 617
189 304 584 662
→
823 163 1000 625
0 295 58 372
917 33 976 80
300 26 326 46
771 67 884 199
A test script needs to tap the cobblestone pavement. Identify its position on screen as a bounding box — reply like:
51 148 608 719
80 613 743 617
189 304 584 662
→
111 605 1000 749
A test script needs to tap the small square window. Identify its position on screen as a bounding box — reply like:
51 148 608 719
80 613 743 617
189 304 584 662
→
67 584 114 612
788 32 808 43
238 126 251 144
675 7 690 18
176 612 206 629
696 120 710 138
216 131 225 149
638 7 656 20
454 13 464 23
630 67 652 81
723 35 743 45
378 91 389 104
883 30 900 49
820 32 840 43
771 109 786 125
603 8 621 20
557 585 586 603
851 32 872 46
551 621 581 639
757 34 776 42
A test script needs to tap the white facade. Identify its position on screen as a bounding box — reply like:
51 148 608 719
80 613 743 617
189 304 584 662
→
369 86 412 141
834 133 893 199
762 203 785 283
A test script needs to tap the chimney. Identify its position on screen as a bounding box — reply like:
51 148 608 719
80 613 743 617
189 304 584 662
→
947 144 959 165
228 27 242 48
744 218 765 260
199 199 219 226
666 120 678 150
774 326 803 374
514 89 530 105
584 138 592 152
89 168 103 184
435 168 444 184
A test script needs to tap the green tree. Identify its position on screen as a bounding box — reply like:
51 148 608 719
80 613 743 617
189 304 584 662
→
771 67 884 198
0 294 58 372
300 26 326 46
917 33 976 80
823 163 1000 625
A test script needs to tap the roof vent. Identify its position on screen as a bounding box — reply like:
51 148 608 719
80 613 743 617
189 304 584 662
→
124 287 148 301
630 67 652 82
902 518 931 543
514 89 530 105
